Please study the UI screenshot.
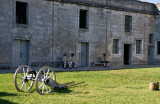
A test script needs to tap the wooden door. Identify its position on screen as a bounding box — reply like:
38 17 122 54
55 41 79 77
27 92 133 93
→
13 40 29 67
81 43 89 67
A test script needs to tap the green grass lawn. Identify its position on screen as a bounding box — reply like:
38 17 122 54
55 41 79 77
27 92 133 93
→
1 68 160 104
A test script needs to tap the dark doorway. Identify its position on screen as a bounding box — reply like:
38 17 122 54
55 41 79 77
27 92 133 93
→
148 47 153 64
124 44 132 65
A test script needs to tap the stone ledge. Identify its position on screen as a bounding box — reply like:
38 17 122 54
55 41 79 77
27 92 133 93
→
47 0 159 15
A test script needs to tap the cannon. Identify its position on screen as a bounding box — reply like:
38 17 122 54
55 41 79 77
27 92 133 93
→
14 65 85 95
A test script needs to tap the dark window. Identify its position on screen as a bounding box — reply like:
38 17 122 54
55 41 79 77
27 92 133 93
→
149 34 153 44
79 10 88 29
136 40 142 54
16 2 28 24
113 39 119 54
125 15 132 32
157 41 160 55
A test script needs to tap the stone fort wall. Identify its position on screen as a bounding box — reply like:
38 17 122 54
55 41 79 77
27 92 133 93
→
0 0 159 68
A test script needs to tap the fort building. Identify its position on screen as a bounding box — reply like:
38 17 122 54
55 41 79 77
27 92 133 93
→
0 0 160 68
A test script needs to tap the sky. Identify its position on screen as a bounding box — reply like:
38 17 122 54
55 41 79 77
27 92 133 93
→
140 0 160 3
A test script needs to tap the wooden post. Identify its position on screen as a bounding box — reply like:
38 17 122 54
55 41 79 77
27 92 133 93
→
149 82 157 91
156 82 159 90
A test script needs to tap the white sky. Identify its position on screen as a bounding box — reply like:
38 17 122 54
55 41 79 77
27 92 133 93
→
140 0 160 3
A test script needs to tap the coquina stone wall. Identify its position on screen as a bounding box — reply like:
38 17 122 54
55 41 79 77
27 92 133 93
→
0 0 53 67
153 4 160 63
0 0 159 68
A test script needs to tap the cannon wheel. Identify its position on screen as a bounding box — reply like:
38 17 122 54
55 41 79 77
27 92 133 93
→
14 65 34 92
35 66 56 95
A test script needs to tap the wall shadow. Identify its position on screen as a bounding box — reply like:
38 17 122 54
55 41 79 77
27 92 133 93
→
0 92 17 104
0 99 16 104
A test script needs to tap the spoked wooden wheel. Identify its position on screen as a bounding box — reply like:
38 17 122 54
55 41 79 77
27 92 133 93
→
14 65 34 92
35 66 56 95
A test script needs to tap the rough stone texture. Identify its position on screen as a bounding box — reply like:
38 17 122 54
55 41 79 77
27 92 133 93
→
154 17 160 62
153 4 160 63
106 10 155 66
0 0 53 66
48 0 158 14
0 0 159 68
106 0 156 13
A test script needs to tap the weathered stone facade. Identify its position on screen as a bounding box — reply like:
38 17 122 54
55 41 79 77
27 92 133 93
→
0 0 159 68
154 4 160 64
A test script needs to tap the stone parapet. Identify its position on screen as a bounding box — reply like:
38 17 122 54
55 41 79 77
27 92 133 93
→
47 0 159 15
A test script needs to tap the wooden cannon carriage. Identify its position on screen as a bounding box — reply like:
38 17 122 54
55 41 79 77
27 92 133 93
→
14 65 85 95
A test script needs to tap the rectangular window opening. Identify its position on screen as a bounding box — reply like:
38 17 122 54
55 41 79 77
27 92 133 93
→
149 34 153 44
125 15 132 32
113 39 119 54
16 1 28 24
157 41 160 55
79 10 88 29
136 40 142 54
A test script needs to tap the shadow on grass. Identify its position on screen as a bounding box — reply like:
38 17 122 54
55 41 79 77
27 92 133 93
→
54 88 72 94
16 88 72 94
53 84 87 94
0 92 17 104
27 89 37 93
126 86 145 89
0 92 17 97
0 99 16 104
0 99 17 104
